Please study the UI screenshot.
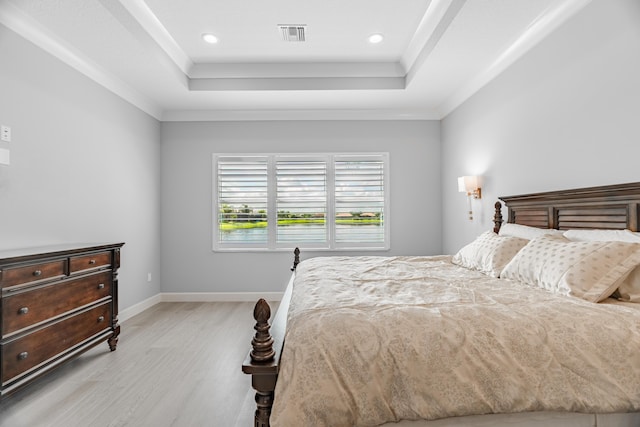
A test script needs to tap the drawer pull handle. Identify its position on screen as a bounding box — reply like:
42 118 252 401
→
97 283 105 290
98 316 105 323
89 259 96 265
18 307 29 315
33 270 42 277
18 352 28 360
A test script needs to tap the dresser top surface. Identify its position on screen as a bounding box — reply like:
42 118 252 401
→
0 243 125 265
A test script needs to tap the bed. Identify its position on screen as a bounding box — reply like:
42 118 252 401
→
242 182 640 427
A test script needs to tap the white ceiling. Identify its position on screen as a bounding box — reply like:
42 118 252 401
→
0 0 592 121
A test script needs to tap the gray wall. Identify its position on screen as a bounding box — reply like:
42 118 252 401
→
0 25 162 310
161 120 441 293
441 0 640 254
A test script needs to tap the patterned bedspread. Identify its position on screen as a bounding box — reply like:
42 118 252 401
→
270 256 640 427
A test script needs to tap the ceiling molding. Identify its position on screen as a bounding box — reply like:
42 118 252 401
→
0 1 163 120
189 62 406 79
114 0 193 75
437 0 593 118
405 0 466 86
189 77 406 91
96 0 189 88
161 109 441 122
402 0 465 79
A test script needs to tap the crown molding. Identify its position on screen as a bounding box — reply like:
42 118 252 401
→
437 0 593 118
189 61 405 79
161 109 441 122
115 0 193 75
0 1 163 120
189 76 405 91
403 0 466 84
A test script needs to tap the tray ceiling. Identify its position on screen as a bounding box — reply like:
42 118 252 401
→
0 0 592 121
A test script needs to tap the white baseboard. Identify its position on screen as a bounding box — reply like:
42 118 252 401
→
160 292 284 302
119 292 284 322
119 293 162 322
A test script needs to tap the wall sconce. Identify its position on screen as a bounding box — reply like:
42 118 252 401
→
458 176 482 220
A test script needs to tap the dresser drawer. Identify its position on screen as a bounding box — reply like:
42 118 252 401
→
1 260 66 289
2 271 112 336
70 251 111 273
1 303 112 384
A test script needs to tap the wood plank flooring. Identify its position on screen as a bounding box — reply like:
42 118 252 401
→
0 302 277 427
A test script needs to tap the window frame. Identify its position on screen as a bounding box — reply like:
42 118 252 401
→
212 152 390 252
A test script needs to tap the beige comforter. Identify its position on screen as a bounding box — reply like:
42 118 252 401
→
270 256 640 427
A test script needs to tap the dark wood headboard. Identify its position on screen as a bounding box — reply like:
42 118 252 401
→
493 182 640 233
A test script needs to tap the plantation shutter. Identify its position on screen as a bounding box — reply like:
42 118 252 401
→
216 156 269 246
334 156 386 245
213 153 388 251
276 159 327 245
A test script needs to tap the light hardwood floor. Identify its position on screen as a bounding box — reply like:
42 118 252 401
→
0 302 277 427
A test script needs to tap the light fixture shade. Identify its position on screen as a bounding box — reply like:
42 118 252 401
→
457 176 466 192
458 176 481 220
458 176 478 193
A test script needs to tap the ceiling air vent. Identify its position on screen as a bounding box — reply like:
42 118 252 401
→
279 25 306 42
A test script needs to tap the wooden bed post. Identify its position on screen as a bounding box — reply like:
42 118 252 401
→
493 201 503 233
242 247 298 427
251 299 275 362
247 299 276 427
291 247 300 271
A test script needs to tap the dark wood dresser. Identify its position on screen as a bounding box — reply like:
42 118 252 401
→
0 242 124 398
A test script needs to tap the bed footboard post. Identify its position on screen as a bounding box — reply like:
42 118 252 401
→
251 299 275 362
243 267 293 427
244 299 278 427
291 247 300 272
254 380 275 427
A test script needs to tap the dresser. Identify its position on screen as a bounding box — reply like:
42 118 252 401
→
0 242 124 397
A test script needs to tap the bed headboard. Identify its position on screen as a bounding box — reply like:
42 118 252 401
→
493 182 640 233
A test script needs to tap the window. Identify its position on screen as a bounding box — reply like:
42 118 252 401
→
213 153 389 251
216 157 268 245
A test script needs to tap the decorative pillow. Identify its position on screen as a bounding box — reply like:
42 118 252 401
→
500 234 640 302
563 229 640 302
452 231 528 278
498 223 563 240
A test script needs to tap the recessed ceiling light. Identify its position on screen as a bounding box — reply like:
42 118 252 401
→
202 33 218 44
368 34 384 44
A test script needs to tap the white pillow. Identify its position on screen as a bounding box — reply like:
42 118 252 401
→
501 234 640 302
498 223 563 240
562 229 640 302
452 231 528 278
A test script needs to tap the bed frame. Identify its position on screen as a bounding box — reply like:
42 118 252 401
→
242 182 640 427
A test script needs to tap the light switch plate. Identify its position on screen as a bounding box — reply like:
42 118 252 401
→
1 125 10 142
